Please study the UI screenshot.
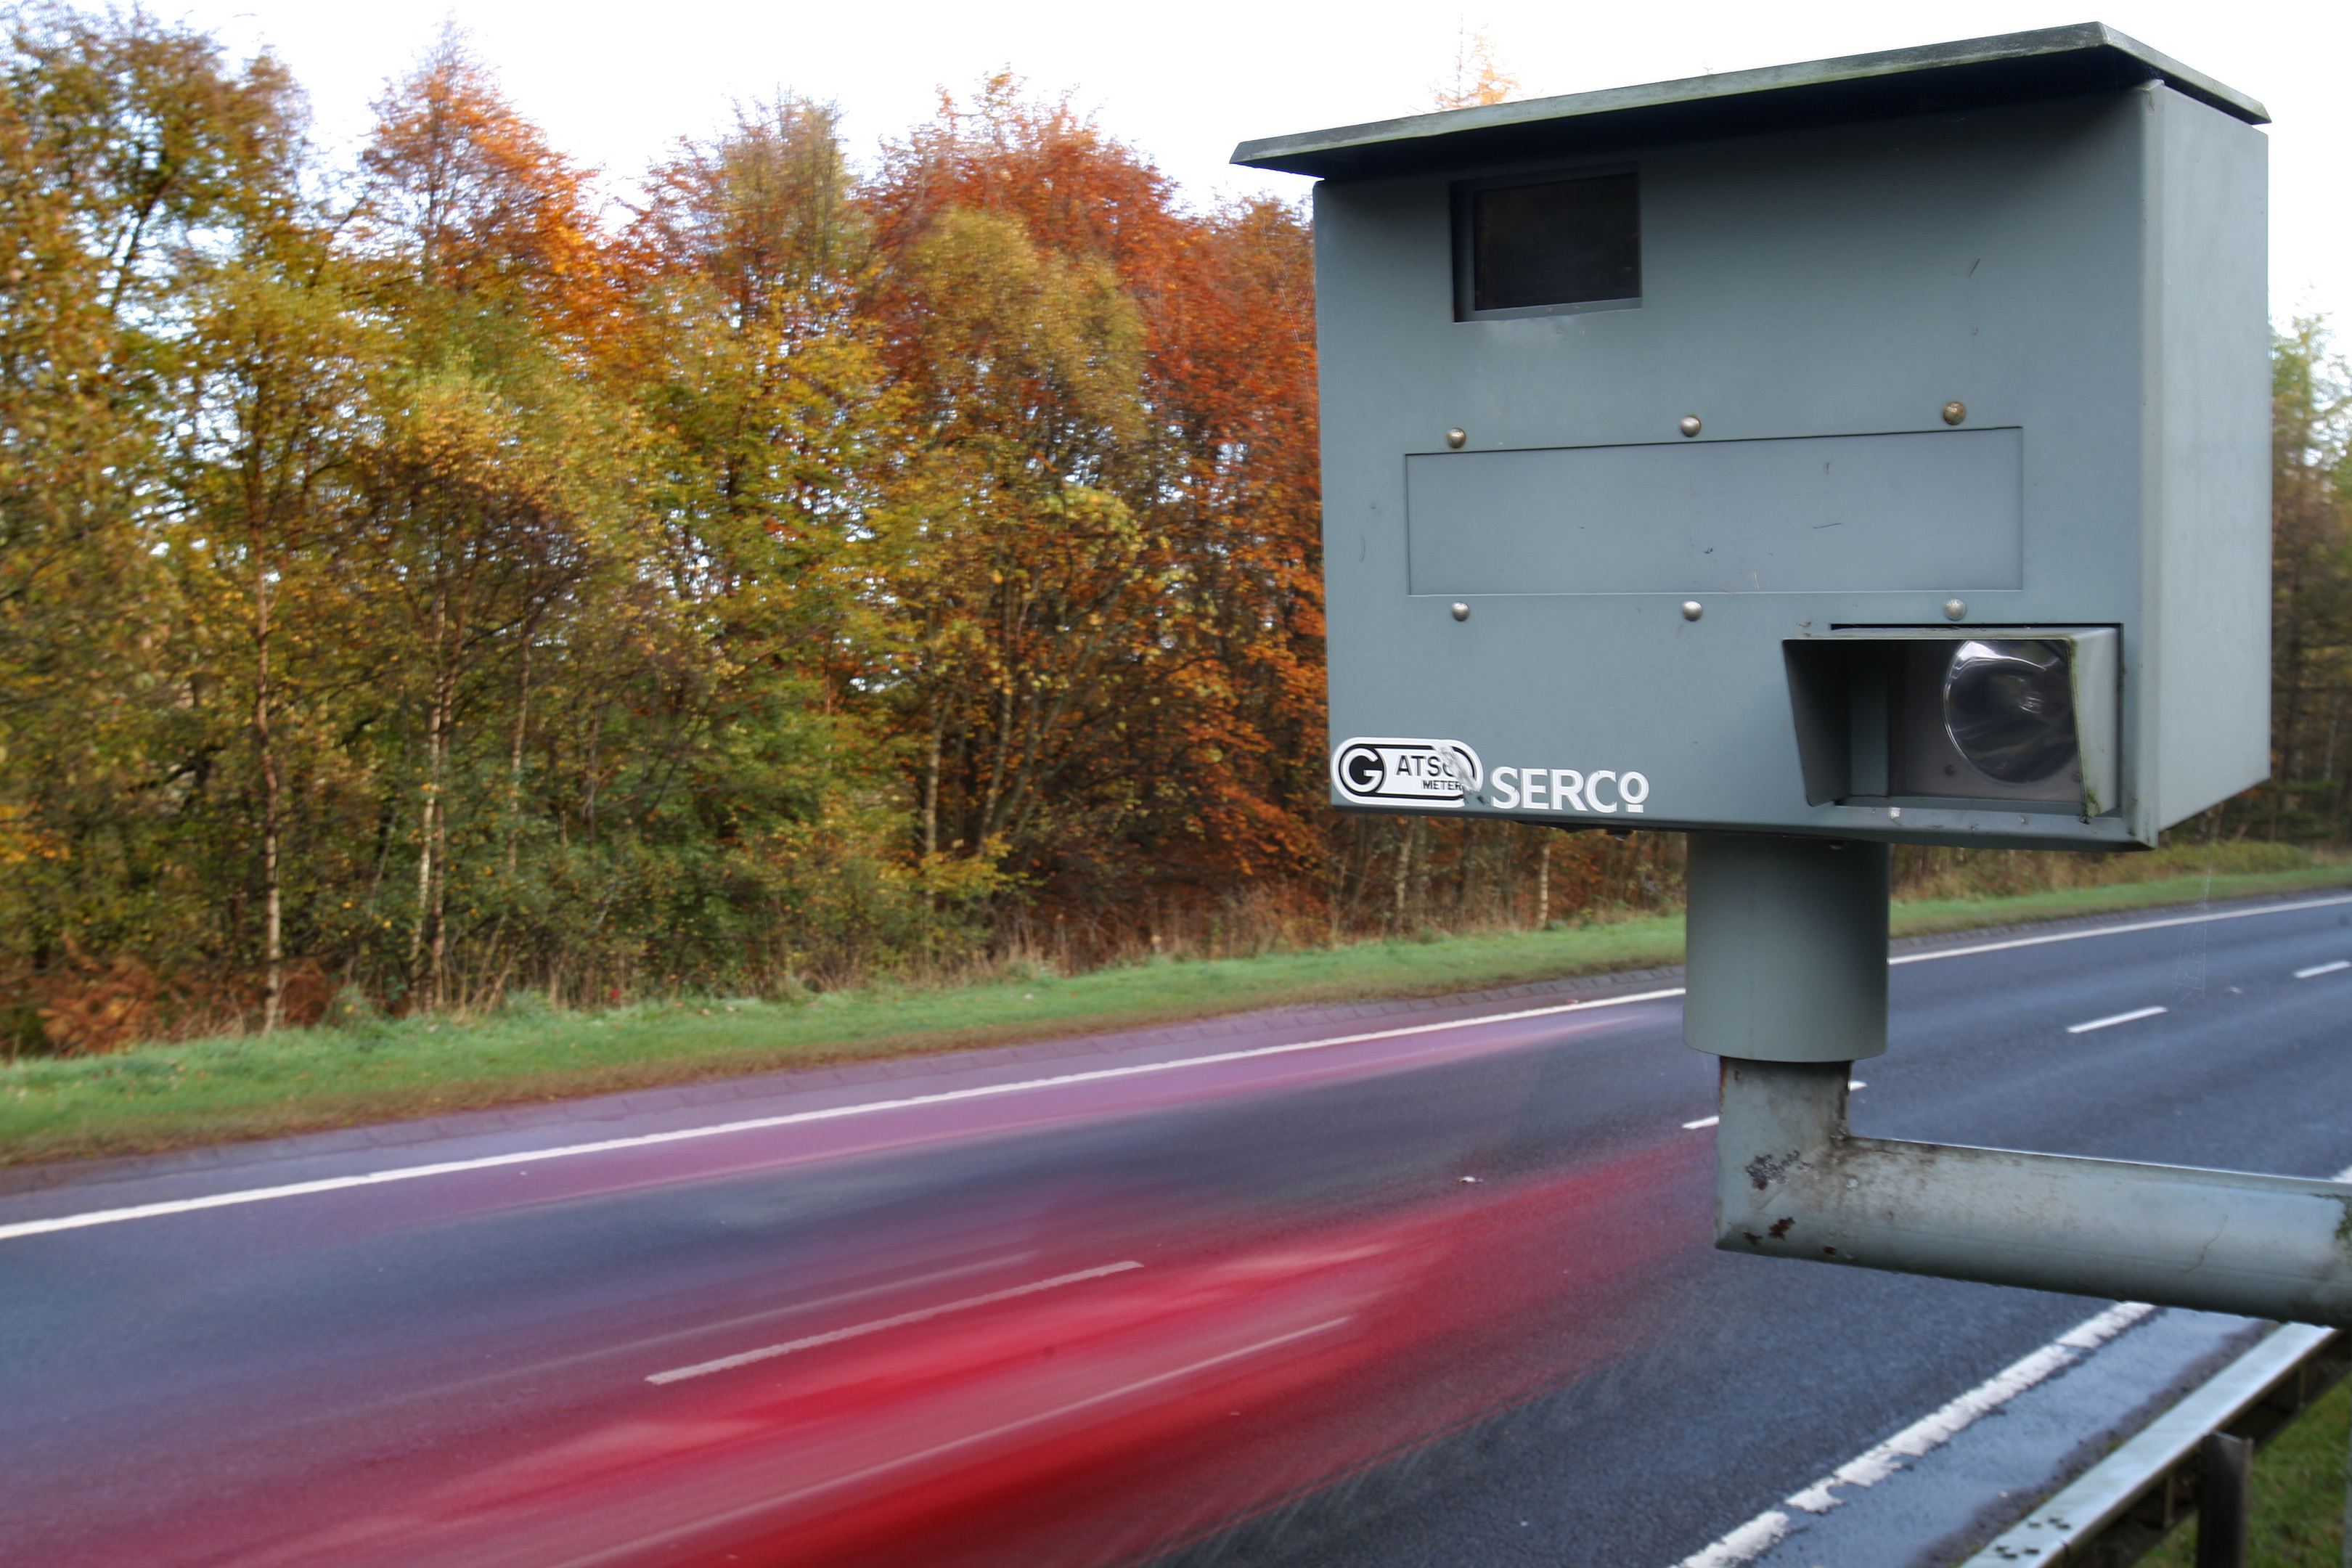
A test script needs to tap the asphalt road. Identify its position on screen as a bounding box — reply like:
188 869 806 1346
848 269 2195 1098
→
4 889 2350 1568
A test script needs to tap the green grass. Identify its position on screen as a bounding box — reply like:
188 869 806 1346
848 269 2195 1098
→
4 862 2348 1170
2142 1374 2348 1568
1887 865 2352 938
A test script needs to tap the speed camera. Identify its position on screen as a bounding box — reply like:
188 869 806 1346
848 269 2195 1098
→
1236 24 2270 849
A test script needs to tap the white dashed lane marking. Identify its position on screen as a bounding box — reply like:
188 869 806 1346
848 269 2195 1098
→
647 1262 1143 1385
1683 1081 1860 1132
2066 1005 2168 1035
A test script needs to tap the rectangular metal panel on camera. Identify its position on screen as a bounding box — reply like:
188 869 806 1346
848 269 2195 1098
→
1406 429 2022 597
1236 25 2271 851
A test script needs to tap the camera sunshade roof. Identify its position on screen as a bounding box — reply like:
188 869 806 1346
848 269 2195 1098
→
1233 23 2266 181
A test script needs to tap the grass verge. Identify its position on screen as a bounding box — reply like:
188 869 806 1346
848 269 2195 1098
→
2143 1373 2348 1568
4 864 2348 1171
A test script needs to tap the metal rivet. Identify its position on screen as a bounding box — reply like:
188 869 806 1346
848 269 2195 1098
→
1681 600 1704 621
1678 415 1702 438
1943 401 1967 425
1450 601 1470 621
1944 598 1967 621
1446 428 1467 449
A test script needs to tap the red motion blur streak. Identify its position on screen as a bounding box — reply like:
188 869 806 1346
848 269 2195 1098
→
222 1135 1707 1568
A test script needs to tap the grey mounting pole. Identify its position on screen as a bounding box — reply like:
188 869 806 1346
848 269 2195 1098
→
1694 833 2352 1328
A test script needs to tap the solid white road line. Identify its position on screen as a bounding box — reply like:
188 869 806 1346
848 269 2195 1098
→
11 892 2348 1246
1672 1302 2160 1568
2295 959 2351 979
647 1261 1143 1384
1885 893 2352 967
0 989 1685 1245
2066 1005 2168 1034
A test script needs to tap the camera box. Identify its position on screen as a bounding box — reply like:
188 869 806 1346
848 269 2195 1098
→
1236 25 2269 849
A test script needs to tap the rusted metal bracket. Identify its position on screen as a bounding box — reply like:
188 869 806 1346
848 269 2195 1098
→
1690 831 2352 1326
1715 1058 2352 1325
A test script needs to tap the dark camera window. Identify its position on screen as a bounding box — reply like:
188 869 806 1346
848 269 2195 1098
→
1466 172 1640 314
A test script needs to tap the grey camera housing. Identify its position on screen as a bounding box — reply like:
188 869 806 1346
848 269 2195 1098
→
1236 25 2271 849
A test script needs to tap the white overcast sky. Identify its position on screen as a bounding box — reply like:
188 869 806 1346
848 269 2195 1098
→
177 0 2346 329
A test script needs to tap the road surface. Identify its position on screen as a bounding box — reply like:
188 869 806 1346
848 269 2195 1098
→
3 889 2348 1567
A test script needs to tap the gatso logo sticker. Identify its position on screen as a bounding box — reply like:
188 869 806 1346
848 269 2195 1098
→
1332 738 1482 808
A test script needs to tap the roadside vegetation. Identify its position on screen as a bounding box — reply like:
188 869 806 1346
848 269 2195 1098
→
5 856 2345 1169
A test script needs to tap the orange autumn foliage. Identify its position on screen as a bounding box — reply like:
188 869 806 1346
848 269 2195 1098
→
354 28 616 346
862 78 1323 934
9 20 1657 1042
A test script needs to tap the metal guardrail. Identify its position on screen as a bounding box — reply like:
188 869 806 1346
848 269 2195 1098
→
1959 1321 2348 1567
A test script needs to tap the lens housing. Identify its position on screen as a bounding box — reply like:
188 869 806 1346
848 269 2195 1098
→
1943 640 2076 785
1783 628 2115 812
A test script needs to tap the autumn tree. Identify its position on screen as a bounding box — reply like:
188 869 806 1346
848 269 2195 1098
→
1130 196 1324 894
1433 26 1521 110
862 80 1323 940
171 242 385 1028
0 3 306 983
0 23 1681 1054
2265 320 2352 837
624 97 899 690
354 25 612 343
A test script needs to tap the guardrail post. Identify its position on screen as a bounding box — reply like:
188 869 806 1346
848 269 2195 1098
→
2195 1432 2250 1568
2342 1416 2351 1568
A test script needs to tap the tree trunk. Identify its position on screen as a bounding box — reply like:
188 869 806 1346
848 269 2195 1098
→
1392 818 1419 923
428 739 451 1011
1409 818 1431 920
582 703 605 846
254 567 283 1033
922 709 943 858
921 709 944 910
507 635 532 874
2275 620 2303 841
408 590 449 1006
1536 836 1551 930
979 663 1016 841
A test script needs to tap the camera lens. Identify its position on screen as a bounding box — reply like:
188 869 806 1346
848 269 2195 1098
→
1943 640 2075 785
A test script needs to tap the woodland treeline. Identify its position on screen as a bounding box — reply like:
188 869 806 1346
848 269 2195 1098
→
2267 321 2352 839
1 8 2346 1050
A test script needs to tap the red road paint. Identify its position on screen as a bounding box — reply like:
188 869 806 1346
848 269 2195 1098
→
143 1134 1707 1568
